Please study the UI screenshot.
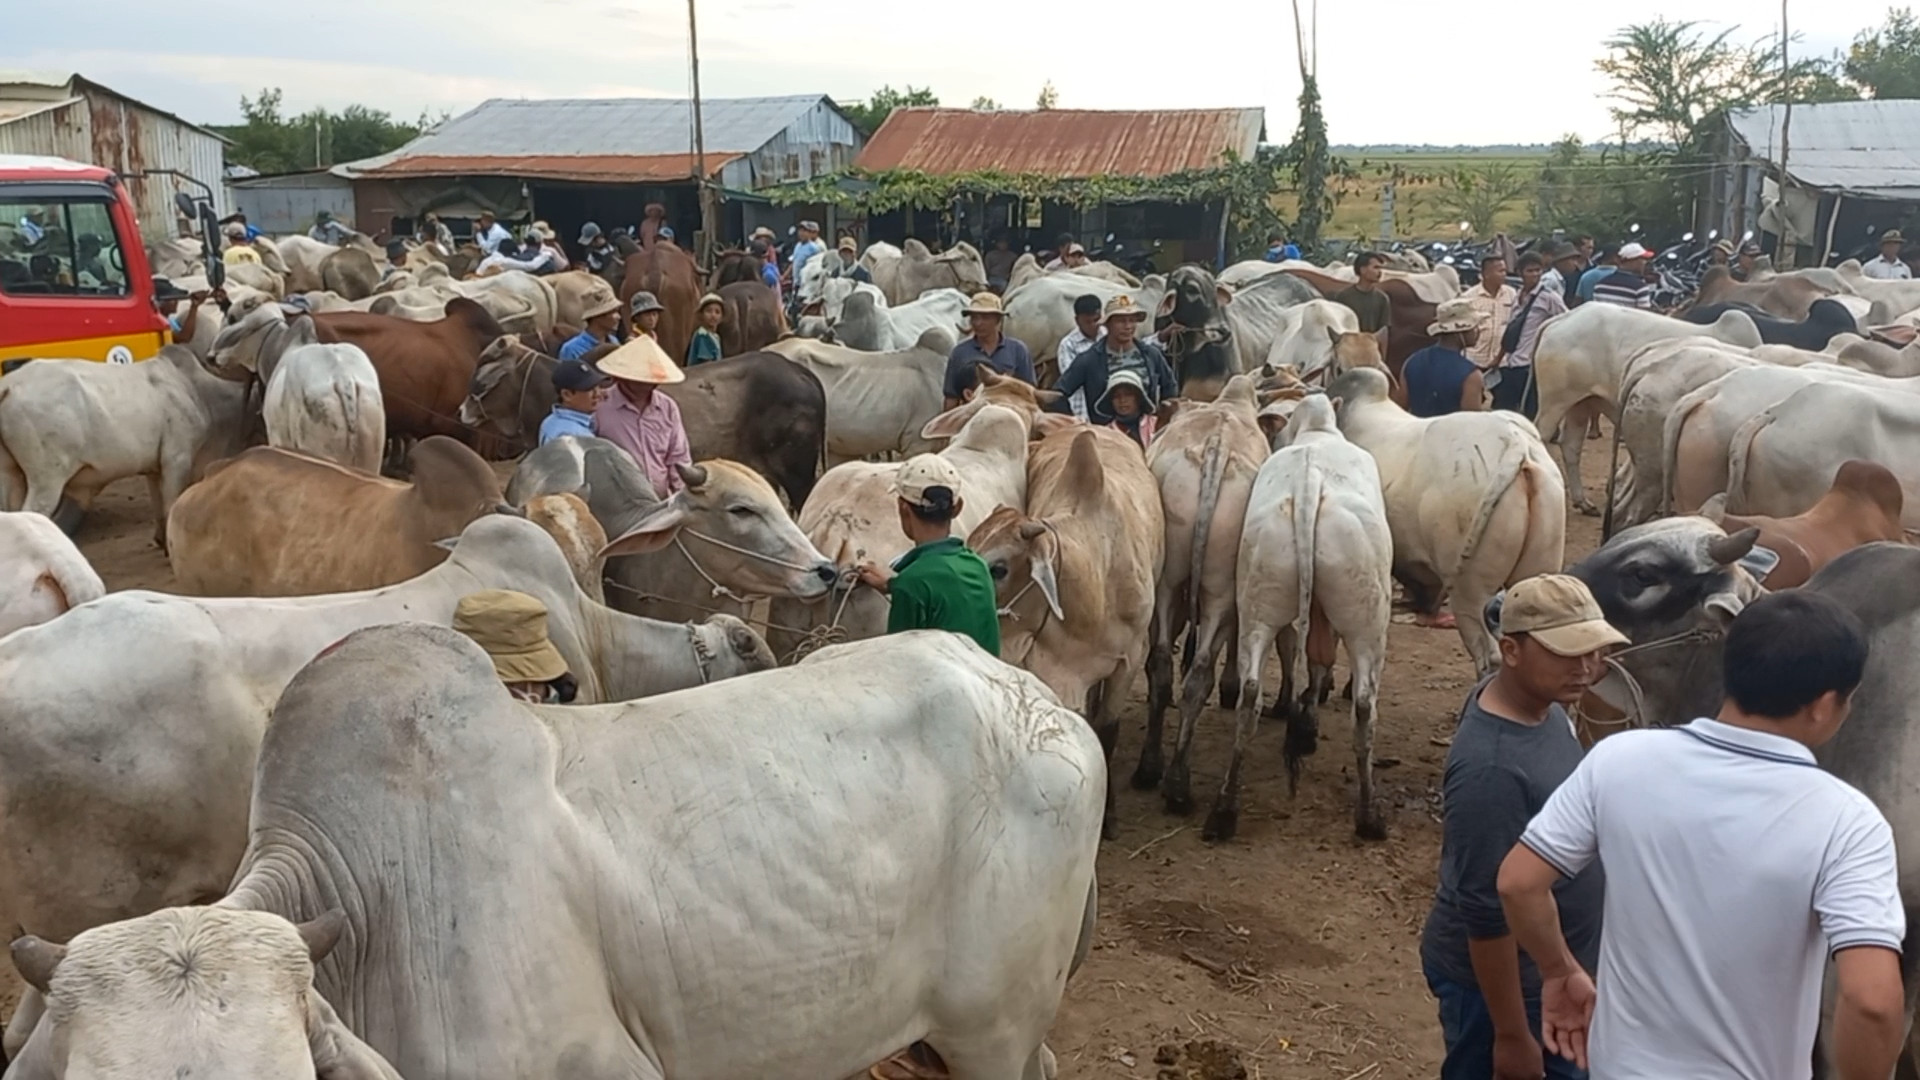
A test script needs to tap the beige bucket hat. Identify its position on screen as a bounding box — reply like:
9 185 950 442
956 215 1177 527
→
1498 574 1628 657
1426 297 1479 336
1102 294 1147 322
696 292 725 310
597 334 685 384
453 590 570 683
581 292 621 321
962 291 1006 317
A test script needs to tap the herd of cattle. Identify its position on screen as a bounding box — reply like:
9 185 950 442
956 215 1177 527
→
4 227 1920 1075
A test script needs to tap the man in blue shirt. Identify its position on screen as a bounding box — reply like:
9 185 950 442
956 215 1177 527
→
538 361 609 445
1590 243 1655 309
558 296 623 361
942 292 1035 406
1574 251 1616 305
1264 231 1302 262
1402 298 1487 418
1047 293 1178 425
790 220 825 285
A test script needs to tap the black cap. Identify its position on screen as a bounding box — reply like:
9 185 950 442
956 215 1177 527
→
552 361 610 393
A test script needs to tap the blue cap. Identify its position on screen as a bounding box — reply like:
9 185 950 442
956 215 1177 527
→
552 361 610 393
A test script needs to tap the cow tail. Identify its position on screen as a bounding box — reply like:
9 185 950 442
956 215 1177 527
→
1188 432 1226 622
1660 386 1713 517
1448 428 1530 583
1724 408 1775 517
1289 453 1322 650
333 378 358 441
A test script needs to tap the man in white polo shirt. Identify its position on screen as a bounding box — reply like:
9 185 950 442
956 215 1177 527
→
1497 591 1906 1080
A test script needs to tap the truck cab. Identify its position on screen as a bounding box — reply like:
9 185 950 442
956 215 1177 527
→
0 154 170 374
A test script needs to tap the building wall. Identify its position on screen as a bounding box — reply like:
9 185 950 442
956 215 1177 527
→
227 173 356 235
743 100 864 189
0 88 229 243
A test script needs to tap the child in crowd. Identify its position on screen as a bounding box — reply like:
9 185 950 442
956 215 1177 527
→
1099 369 1157 448
687 293 724 365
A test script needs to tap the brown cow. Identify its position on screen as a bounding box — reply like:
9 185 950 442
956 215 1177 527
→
165 436 509 597
710 249 763 289
1282 267 1436 374
309 298 511 456
717 280 785 357
620 243 700 363
1701 460 1907 589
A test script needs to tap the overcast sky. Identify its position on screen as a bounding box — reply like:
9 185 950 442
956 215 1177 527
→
0 0 1892 146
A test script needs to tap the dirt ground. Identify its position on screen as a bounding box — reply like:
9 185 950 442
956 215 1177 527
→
21 443 1612 1078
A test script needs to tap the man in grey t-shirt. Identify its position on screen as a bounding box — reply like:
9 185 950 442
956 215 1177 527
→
1422 574 1624 1080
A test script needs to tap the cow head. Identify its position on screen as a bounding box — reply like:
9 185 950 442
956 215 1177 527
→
1160 265 1228 329
922 366 1062 439
929 242 989 295
597 461 839 601
7 907 399 1080
460 337 552 452
967 508 1066 628
1563 517 1774 728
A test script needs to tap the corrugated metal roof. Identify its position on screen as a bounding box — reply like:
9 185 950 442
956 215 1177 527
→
0 72 230 143
855 107 1265 178
355 152 742 182
1729 101 1920 199
0 96 79 125
338 95 840 178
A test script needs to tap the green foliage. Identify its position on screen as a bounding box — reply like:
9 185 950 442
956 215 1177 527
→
1848 7 1920 98
1036 82 1059 109
1278 73 1333 254
1432 163 1531 236
212 88 429 173
840 86 939 136
1528 135 1688 240
969 96 1002 111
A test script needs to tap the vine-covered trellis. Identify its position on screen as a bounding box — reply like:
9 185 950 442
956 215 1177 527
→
767 146 1288 261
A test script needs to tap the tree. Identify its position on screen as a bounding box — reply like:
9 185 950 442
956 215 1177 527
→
1035 82 1059 109
1277 0 1332 253
1597 20 1854 151
841 85 939 136
1848 7 1920 98
1433 163 1531 236
212 88 426 172
969 96 1001 111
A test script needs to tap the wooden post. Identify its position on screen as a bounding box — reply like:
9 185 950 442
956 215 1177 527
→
1776 0 1796 269
688 0 720 264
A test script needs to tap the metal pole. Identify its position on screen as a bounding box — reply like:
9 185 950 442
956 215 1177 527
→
688 0 719 264
1777 0 1795 268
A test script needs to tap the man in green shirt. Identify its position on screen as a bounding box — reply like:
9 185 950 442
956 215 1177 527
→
1335 250 1393 349
853 454 1001 656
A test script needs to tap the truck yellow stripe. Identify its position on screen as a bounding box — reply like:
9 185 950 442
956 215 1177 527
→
0 331 171 368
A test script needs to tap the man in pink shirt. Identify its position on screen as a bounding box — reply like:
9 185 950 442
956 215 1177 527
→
590 334 692 496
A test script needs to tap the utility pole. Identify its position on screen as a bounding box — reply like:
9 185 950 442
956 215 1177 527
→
1777 0 1796 268
688 0 720 265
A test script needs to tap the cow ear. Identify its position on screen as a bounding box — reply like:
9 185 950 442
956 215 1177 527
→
1155 292 1176 318
1029 547 1065 621
11 937 65 995
470 357 513 396
598 497 689 558
1030 387 1063 406
308 993 402 1080
1215 284 1234 308
1326 325 1343 347
296 910 347 963
921 404 976 441
432 537 461 552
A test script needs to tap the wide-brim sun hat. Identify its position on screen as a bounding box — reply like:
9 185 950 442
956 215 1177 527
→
628 291 665 316
1096 367 1153 413
1102 294 1147 322
597 334 685 384
697 292 725 310
1427 297 1479 336
453 589 571 683
1884 229 1906 244
581 294 621 321
962 291 1005 317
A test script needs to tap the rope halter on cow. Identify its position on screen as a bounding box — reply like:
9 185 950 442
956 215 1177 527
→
1570 625 1725 737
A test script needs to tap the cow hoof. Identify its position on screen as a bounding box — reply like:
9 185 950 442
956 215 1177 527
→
1218 682 1240 710
1162 789 1194 817
1130 760 1163 791
1354 806 1389 842
1201 806 1239 843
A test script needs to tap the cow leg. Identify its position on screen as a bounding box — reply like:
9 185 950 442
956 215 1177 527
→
1217 613 1241 709
155 459 194 553
4 987 43 1061
1090 666 1130 841
1209 617 1278 843
1283 601 1337 787
934 1036 1055 1080
0 447 22 512
1562 398 1604 515
19 461 73 531
1347 635 1388 841
1170 606 1231 826
1136 597 1181 791
1264 629 1296 718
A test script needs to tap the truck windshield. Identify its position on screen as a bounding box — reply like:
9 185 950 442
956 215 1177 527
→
0 197 131 298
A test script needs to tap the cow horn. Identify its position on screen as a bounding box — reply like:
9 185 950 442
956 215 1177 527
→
1017 521 1049 541
676 463 709 491
10 936 65 994
1707 526 1760 566
296 909 347 963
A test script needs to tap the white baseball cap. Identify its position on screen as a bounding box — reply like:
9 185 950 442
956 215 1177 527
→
1617 242 1651 260
893 454 961 508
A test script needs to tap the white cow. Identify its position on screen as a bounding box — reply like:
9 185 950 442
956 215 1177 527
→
1609 341 1757 529
1231 394 1393 840
1725 378 1920 526
0 348 249 545
819 276 890 324
0 515 773 1060
767 331 953 463
1330 366 1566 672
1219 271 1322 373
263 340 385 473
0 511 104 639
1835 259 1920 324
865 239 989 305
763 403 1032 658
831 287 967 353
1531 303 1763 513
4 626 1104 1080
1264 298 1363 379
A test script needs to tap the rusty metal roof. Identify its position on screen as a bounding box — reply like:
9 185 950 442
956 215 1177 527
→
355 152 742 183
855 107 1264 178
